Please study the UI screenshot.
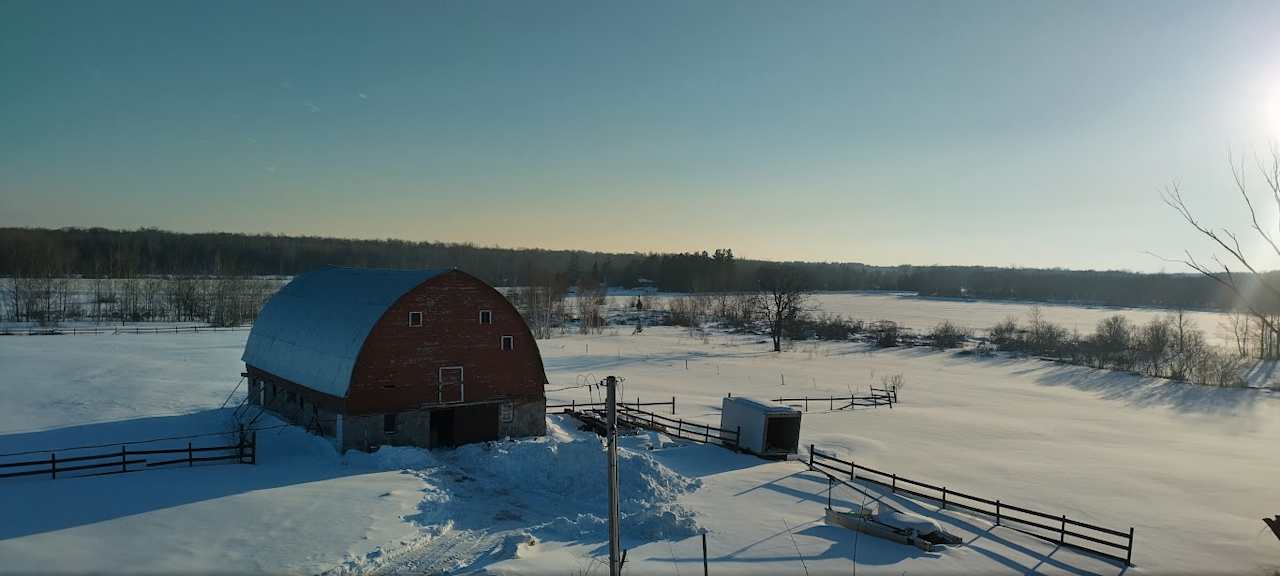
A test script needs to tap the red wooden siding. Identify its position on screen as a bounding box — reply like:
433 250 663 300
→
345 270 547 415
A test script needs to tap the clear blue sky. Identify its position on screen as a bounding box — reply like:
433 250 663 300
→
3 0 1279 271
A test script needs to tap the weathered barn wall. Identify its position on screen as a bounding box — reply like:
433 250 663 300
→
246 368 344 437
346 270 546 415
341 411 431 452
339 399 545 452
503 398 547 438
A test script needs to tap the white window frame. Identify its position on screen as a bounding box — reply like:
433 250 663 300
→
408 311 423 327
501 335 514 351
479 309 493 325
438 366 464 403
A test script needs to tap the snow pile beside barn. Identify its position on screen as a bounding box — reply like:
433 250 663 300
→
342 415 702 574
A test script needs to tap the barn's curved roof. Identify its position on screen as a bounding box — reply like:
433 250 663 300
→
242 267 448 397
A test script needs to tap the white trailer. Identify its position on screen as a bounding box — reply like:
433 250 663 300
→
719 396 802 457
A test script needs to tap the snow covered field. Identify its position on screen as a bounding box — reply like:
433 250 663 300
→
1 327 1277 574
609 291 1237 347
807 292 1234 345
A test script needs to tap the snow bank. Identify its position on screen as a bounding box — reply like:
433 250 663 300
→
330 416 703 574
434 416 701 544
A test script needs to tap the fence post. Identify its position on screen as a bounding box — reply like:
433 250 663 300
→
1060 515 1067 544
829 397 833 410
804 397 809 412
827 476 833 510
701 530 709 576
995 500 1001 526
250 432 257 465
941 487 947 510
735 426 741 449
849 459 855 482
188 442 194 466
677 419 684 438
1125 527 1134 565
891 474 896 493
50 453 56 479
808 444 814 470
672 396 676 415
121 445 127 473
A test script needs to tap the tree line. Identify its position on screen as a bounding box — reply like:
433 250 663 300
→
4 276 278 326
0 226 1256 310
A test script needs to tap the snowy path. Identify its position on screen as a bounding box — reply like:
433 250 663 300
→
372 524 499 575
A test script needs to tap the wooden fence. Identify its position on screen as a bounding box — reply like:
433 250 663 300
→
548 396 677 414
0 325 251 336
807 446 1134 566
570 404 741 449
773 385 897 412
0 434 256 480
617 404 741 449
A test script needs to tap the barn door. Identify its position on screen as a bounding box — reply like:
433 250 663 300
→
438 367 464 403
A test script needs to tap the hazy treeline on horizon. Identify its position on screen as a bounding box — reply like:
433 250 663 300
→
0 226 1263 312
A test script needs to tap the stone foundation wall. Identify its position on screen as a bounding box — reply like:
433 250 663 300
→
245 367 545 453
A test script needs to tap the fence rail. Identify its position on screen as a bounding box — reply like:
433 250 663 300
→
807 445 1134 566
570 404 741 449
0 325 251 336
618 404 742 449
547 396 677 414
773 386 898 412
0 435 256 480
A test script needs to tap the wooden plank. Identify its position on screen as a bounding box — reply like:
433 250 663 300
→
0 467 53 479
127 445 240 456
0 458 50 469
55 459 146 474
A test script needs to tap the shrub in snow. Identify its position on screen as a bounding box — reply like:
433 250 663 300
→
928 320 970 349
988 316 1020 350
870 320 900 348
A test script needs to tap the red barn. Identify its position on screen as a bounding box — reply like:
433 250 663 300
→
243 267 547 451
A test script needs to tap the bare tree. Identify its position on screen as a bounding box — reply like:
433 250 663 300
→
514 271 568 339
1159 146 1280 359
755 264 811 352
575 279 607 335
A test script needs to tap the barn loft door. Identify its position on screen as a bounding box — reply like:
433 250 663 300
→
438 366 464 403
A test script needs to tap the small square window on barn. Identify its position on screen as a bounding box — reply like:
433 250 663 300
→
408 311 423 327
384 413 398 435
501 335 514 351
479 310 493 325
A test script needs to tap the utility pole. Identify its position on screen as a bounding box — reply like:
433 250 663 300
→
606 375 621 576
